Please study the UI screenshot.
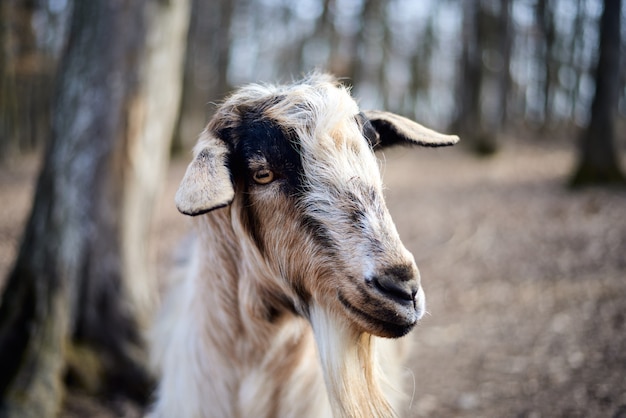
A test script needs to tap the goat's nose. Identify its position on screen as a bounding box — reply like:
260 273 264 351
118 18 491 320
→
373 275 417 302
371 266 419 303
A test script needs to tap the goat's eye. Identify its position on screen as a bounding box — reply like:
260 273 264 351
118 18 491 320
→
252 169 274 184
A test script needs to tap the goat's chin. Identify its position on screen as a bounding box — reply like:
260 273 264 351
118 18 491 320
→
336 287 424 338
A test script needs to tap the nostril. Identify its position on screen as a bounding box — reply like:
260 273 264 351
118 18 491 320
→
372 275 417 302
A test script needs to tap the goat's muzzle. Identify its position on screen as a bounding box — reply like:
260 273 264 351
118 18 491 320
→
338 263 425 339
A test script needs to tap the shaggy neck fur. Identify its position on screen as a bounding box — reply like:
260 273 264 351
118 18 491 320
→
150 204 398 418
309 305 396 418
151 209 329 418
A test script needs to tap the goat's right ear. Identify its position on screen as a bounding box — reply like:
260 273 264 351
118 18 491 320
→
363 110 459 149
175 133 234 216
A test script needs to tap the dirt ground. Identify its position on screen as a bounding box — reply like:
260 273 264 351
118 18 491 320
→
1 139 625 417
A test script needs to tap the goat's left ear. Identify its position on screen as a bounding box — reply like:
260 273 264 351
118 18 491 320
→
363 110 459 149
175 132 234 216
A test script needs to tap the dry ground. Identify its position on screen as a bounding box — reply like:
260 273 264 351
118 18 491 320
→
1 140 625 417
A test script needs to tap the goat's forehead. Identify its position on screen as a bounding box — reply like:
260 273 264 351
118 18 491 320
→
260 82 360 139
268 89 379 186
211 78 380 186
263 84 369 155
223 78 360 139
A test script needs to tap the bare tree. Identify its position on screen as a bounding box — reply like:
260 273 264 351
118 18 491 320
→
172 0 235 153
536 0 557 128
0 0 53 160
496 0 513 131
0 0 189 416
570 0 624 186
565 0 587 121
454 0 494 154
353 0 387 91
0 0 17 160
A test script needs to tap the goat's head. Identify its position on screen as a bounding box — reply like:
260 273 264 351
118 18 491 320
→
175 74 458 339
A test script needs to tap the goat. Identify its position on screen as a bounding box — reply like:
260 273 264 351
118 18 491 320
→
149 74 458 418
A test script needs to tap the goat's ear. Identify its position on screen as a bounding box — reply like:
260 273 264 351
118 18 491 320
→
363 110 459 149
175 133 234 216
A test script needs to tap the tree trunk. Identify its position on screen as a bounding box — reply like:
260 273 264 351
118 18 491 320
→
454 0 496 155
537 0 556 129
496 0 512 131
0 0 189 416
566 0 586 120
570 0 624 186
0 0 62 161
172 0 234 153
0 0 16 161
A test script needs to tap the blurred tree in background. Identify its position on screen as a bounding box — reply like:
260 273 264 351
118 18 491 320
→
172 0 234 153
169 0 625 166
0 0 624 416
0 0 189 416
571 0 624 186
0 0 67 160
2 0 625 155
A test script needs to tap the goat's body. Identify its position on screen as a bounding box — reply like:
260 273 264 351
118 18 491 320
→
150 74 458 417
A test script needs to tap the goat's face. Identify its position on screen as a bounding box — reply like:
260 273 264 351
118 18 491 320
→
175 74 458 338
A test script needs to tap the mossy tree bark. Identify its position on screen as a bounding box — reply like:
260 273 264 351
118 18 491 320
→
0 0 189 416
570 0 624 187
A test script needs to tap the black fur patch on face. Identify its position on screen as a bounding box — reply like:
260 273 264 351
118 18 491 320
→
343 190 369 226
300 214 339 253
347 206 367 229
229 110 303 194
219 109 303 253
342 188 384 252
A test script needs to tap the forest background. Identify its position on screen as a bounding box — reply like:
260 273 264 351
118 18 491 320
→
0 0 624 417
